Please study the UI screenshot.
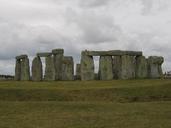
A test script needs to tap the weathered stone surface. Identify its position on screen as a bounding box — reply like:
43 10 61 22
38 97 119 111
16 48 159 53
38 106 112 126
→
99 56 113 80
62 56 74 80
81 52 94 80
44 55 55 81
112 56 122 79
147 56 164 78
76 64 81 80
52 49 64 54
15 59 21 81
135 56 148 78
53 49 64 80
32 56 43 81
83 50 142 56
120 55 136 79
37 53 52 57
16 55 28 60
20 57 30 81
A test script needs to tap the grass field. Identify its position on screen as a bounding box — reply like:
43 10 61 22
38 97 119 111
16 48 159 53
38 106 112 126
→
0 79 171 128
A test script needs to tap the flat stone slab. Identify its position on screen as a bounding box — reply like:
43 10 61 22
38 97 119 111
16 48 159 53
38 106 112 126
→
16 55 28 60
83 50 142 56
52 49 64 54
37 53 52 57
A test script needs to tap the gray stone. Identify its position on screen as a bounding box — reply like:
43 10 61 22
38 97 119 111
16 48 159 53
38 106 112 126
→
52 49 64 54
16 55 28 60
76 64 81 80
81 51 94 80
62 56 74 80
112 56 122 79
135 56 148 78
15 59 21 81
120 55 136 79
20 57 30 81
52 49 64 80
83 50 142 56
37 53 52 57
99 56 113 80
32 56 43 81
147 56 164 78
44 55 55 81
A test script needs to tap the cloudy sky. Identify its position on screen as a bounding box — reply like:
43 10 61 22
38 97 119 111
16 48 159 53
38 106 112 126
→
0 0 171 75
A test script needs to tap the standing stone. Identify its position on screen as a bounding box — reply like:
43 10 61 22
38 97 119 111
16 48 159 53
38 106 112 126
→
147 56 164 78
20 56 30 81
81 51 94 80
62 56 74 80
44 55 55 81
99 56 113 80
76 64 81 80
112 56 122 79
120 55 136 79
32 56 43 81
52 49 64 80
135 56 148 78
15 59 21 81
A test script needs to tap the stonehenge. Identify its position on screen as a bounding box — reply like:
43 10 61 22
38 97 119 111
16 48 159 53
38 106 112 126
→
15 55 30 81
15 49 164 81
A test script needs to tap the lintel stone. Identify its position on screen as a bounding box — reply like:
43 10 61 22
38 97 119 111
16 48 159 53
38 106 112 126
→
83 50 142 56
37 53 52 57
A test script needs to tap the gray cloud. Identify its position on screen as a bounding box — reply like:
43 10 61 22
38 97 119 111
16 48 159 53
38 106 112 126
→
0 0 171 75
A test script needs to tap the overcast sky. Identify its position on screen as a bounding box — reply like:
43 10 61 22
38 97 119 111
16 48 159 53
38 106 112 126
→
0 0 171 75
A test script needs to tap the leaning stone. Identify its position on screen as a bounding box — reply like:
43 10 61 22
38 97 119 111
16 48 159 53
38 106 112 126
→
135 56 148 78
62 56 74 81
81 51 95 80
120 55 136 79
14 59 21 81
99 56 113 80
52 49 64 80
76 64 81 80
147 56 164 78
44 55 55 81
32 56 43 81
20 57 30 81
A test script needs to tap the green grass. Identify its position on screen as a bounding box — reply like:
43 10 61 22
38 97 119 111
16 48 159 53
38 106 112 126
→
0 79 171 128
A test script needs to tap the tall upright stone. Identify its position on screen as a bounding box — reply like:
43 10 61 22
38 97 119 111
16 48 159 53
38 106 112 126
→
62 56 74 80
15 59 21 81
81 51 94 80
112 56 122 79
52 49 64 80
44 55 55 81
32 56 43 81
135 56 148 78
20 56 30 81
120 55 136 79
99 56 113 80
147 56 164 78
76 64 81 80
